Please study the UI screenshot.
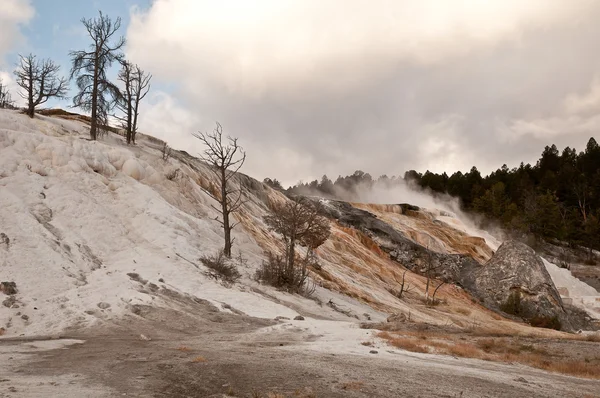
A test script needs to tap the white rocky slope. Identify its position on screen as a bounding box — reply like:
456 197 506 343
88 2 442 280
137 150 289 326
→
1 108 598 346
0 109 384 340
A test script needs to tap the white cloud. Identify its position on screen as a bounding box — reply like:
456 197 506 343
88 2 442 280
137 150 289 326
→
125 0 600 184
0 0 34 64
564 77 600 116
127 0 585 98
138 91 201 146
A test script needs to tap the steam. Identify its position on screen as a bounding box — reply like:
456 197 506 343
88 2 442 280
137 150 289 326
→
304 179 506 249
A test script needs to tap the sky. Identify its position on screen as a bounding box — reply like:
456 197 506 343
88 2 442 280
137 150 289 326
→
1 0 600 186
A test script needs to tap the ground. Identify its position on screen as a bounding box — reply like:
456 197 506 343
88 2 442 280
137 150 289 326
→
0 302 599 398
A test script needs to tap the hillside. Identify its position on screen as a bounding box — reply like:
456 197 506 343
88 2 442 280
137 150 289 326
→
1 109 599 397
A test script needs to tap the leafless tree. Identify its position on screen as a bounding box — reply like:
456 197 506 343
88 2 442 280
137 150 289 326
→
0 78 15 109
265 198 330 270
430 281 446 305
420 245 444 303
70 11 125 140
115 61 132 141
260 197 331 291
116 60 151 144
393 270 414 299
572 179 589 223
193 123 246 257
14 53 68 118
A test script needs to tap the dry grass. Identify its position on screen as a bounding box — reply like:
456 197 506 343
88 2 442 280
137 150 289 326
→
376 332 429 353
176 345 191 352
191 356 206 363
567 333 600 343
377 330 600 379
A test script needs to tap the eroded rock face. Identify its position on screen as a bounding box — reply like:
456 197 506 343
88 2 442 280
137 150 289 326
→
316 199 479 286
475 241 568 328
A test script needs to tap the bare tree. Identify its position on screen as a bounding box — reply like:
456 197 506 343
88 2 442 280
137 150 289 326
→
393 270 414 299
430 281 446 305
0 78 15 109
260 197 331 291
115 60 133 141
420 245 444 304
70 11 125 140
265 198 330 270
14 54 68 118
116 60 151 144
130 64 151 144
573 178 589 223
193 123 246 257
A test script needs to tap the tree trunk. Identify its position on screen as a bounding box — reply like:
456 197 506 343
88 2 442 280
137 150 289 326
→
221 168 231 257
27 67 34 118
425 267 431 303
90 54 99 140
126 96 132 144
132 93 140 144
288 235 296 270
223 207 231 257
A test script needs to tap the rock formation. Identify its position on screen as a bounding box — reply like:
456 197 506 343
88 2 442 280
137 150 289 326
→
475 241 569 329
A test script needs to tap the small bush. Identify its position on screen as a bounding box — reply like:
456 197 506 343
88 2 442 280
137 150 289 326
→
500 291 522 316
530 315 561 330
165 168 179 180
200 250 241 283
255 252 311 294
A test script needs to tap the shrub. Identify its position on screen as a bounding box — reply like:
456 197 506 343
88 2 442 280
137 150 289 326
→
255 252 312 294
500 291 522 316
200 250 241 283
165 168 179 180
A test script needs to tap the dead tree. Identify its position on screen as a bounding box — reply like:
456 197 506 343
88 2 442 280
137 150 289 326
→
130 64 151 144
431 281 446 305
394 270 414 299
14 53 68 118
70 11 125 140
116 61 133 141
261 197 331 290
573 179 589 223
0 78 15 109
421 245 444 304
193 123 246 257
116 60 151 144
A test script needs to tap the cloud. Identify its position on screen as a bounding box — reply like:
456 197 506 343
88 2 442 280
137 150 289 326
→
0 0 34 64
564 77 600 116
126 0 600 186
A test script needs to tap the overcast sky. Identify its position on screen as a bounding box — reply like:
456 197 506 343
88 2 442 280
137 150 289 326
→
2 0 600 186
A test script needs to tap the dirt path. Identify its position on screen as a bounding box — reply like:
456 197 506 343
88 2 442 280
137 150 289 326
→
0 303 599 398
